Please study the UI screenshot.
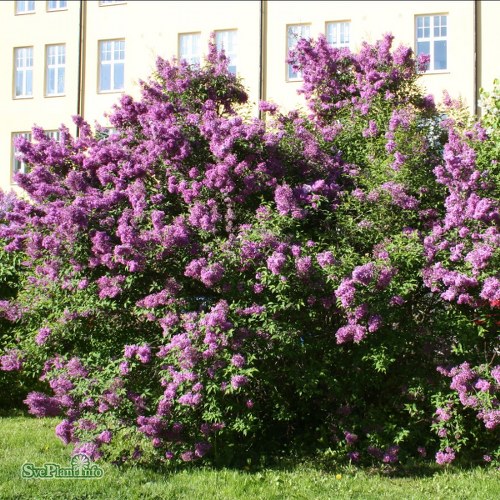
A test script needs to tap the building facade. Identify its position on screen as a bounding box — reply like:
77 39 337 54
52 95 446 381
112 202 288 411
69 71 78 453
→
1 0 499 191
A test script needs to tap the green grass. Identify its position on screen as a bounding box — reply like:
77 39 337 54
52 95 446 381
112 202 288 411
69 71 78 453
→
0 413 498 499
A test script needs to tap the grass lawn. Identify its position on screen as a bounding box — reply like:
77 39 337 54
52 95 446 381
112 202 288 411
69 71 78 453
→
0 413 498 499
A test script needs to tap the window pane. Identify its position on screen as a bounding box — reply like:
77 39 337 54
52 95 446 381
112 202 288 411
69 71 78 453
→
100 42 111 61
434 40 447 70
287 25 309 79
26 69 33 95
47 68 55 94
15 72 24 96
216 31 236 73
114 62 124 89
417 41 430 57
58 68 65 93
100 64 111 91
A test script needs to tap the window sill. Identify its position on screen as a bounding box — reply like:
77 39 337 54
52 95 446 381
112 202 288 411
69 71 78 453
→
45 93 66 98
13 95 34 100
47 9 68 12
98 89 125 94
419 70 450 76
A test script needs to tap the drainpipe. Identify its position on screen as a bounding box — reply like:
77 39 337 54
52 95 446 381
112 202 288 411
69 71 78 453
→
258 0 268 120
473 0 479 116
76 0 87 136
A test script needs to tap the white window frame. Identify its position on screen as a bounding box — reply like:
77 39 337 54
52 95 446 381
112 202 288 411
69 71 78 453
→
12 132 32 179
215 30 238 75
15 1 35 14
96 127 118 140
415 14 448 72
98 39 125 93
286 24 310 81
47 0 67 11
45 44 66 96
326 21 351 49
14 47 33 98
45 130 61 141
179 32 201 66
99 1 127 5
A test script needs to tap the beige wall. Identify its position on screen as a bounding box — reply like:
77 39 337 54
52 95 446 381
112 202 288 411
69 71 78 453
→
1 0 499 191
0 0 80 189
83 1 261 126
478 1 500 98
265 0 476 112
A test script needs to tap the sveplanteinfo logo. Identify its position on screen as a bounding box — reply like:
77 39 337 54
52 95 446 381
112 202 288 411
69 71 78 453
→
21 454 104 479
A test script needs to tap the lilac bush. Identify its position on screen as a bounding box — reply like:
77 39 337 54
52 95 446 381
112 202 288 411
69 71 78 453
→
0 34 498 467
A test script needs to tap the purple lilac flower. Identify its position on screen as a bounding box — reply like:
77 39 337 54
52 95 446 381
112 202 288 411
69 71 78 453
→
296 256 312 276
137 344 151 364
35 327 52 346
437 428 447 438
435 447 455 465
367 315 383 333
73 442 102 461
335 279 356 308
435 408 451 422
178 392 202 406
194 441 211 458
352 263 375 285
55 419 74 445
474 379 491 392
491 366 500 385
344 431 358 445
389 295 405 306
181 451 195 462
383 445 399 463
97 430 112 444
317 251 336 268
24 392 62 417
231 375 248 389
200 262 224 287
0 349 23 371
66 358 88 378
267 251 286 275
231 354 245 368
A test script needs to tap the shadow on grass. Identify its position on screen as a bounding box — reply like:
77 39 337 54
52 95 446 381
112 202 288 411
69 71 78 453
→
0 410 491 480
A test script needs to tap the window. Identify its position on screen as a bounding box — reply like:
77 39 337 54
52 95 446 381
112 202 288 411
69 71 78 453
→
98 40 125 92
14 47 33 98
46 44 65 96
45 130 61 141
416 15 447 71
215 30 237 75
15 1 35 14
47 1 67 10
12 132 32 178
179 33 201 66
96 127 118 140
326 21 351 48
287 24 310 80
